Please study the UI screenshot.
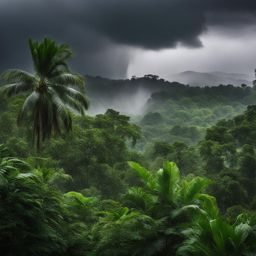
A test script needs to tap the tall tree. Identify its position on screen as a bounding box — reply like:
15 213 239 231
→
1 38 88 150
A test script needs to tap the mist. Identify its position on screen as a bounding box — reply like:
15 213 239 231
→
87 86 152 115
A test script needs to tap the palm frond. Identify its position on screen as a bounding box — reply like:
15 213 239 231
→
50 73 85 88
49 92 73 132
1 82 34 97
157 162 180 203
124 187 158 212
128 161 157 189
1 69 35 83
17 91 39 125
180 177 211 204
50 85 89 112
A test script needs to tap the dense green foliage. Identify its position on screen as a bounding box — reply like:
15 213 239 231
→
1 39 256 255
0 145 255 255
1 99 256 255
137 84 256 148
85 75 256 148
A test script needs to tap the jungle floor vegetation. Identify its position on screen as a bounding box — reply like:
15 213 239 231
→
0 38 256 255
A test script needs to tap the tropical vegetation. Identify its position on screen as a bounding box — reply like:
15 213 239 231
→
0 38 256 255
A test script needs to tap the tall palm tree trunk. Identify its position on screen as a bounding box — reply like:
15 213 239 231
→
36 108 43 152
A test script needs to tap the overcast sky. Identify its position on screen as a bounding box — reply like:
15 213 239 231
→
1 0 256 79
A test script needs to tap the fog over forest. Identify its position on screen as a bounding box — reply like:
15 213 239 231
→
86 72 255 115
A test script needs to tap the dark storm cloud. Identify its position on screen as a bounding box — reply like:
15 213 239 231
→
79 0 206 49
204 0 256 27
74 0 256 49
0 0 131 77
1 0 256 77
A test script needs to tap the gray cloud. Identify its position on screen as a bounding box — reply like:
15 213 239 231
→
0 0 131 77
0 0 256 78
78 0 206 49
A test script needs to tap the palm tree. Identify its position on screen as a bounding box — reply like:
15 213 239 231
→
1 38 88 150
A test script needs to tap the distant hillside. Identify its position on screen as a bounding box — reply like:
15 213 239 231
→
171 71 253 87
84 74 254 115
85 75 183 114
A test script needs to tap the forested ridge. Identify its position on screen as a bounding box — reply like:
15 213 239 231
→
0 38 256 255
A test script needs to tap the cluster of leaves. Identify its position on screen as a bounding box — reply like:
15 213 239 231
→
0 145 85 255
137 85 256 149
43 109 141 196
1 146 255 256
198 105 256 211
144 105 256 215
